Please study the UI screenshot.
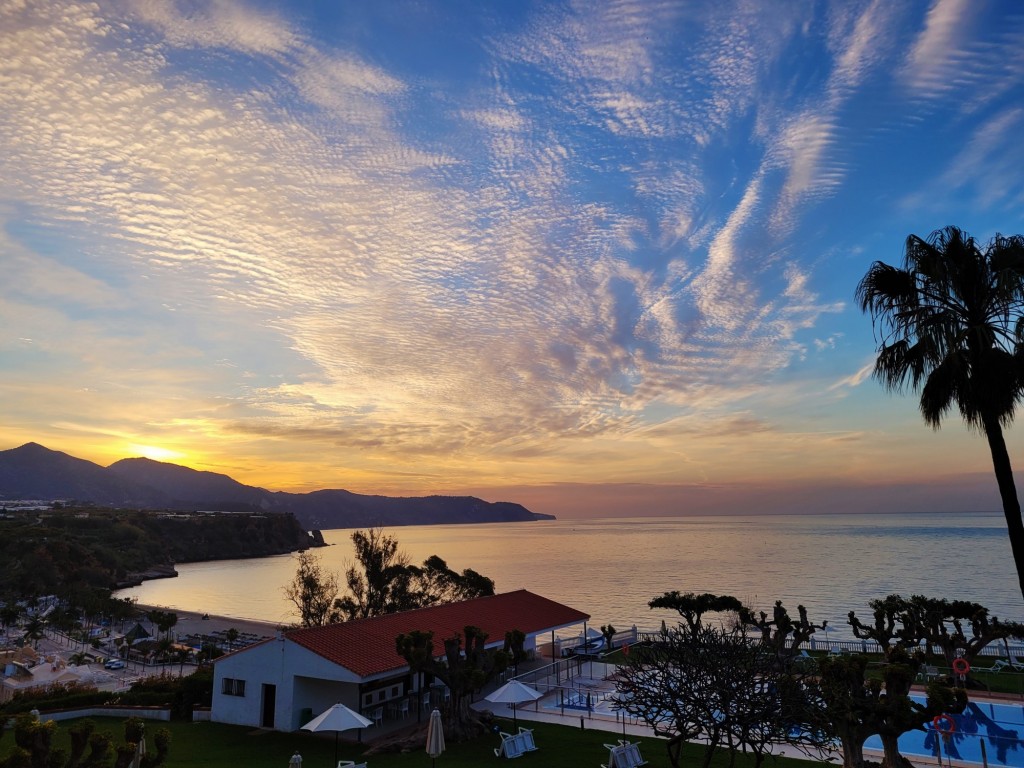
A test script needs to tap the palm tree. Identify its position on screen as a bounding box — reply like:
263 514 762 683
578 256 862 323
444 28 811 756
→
856 225 1024 600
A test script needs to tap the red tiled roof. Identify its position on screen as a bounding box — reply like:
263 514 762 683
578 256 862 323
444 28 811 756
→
286 589 589 678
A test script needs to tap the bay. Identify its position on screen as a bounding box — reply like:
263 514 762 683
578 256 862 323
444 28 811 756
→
115 513 1023 636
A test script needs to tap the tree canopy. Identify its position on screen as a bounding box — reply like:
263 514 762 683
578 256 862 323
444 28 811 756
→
857 226 1024 599
848 593 1024 687
285 528 496 626
395 625 516 740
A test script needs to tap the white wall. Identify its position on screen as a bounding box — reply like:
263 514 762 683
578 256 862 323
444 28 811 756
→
212 637 374 731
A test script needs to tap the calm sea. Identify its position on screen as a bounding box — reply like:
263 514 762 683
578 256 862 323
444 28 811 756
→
115 513 1023 637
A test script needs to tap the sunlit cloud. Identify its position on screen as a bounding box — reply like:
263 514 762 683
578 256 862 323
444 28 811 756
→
1 0 1022 506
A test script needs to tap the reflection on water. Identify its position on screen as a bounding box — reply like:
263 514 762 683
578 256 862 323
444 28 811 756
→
116 513 1021 631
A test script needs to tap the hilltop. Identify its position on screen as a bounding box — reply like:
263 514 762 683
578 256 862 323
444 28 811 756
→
0 442 552 529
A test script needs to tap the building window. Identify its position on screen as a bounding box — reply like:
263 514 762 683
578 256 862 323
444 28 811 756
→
222 677 246 696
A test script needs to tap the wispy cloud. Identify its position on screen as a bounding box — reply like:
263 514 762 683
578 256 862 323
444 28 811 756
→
1 0 1020 497
902 0 974 95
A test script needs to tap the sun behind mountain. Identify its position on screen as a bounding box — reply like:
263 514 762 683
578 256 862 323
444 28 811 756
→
128 444 185 462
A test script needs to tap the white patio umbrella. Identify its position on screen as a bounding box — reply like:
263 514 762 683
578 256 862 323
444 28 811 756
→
484 680 543 727
425 708 445 768
301 703 373 767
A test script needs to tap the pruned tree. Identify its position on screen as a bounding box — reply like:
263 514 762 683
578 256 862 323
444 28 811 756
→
814 649 966 768
614 621 831 768
504 628 527 674
66 719 95 768
648 591 747 635
284 551 339 627
848 593 1024 687
599 624 616 651
395 626 511 740
742 600 826 662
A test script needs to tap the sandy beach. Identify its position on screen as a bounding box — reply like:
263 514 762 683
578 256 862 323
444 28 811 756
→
133 604 284 647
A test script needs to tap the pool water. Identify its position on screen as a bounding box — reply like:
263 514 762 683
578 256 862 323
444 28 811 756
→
864 699 1023 767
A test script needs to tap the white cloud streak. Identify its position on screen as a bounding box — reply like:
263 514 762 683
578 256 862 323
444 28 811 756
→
1 0 1021 490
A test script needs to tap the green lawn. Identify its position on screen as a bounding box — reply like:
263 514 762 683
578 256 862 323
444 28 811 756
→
1 716 816 768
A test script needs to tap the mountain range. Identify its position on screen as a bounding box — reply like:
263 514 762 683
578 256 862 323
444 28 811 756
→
0 443 551 529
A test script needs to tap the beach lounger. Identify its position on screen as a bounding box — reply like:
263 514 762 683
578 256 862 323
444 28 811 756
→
517 727 538 751
494 731 525 759
622 742 647 767
602 741 647 768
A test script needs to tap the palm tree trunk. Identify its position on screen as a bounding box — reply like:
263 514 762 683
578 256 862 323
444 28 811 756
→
983 417 1024 601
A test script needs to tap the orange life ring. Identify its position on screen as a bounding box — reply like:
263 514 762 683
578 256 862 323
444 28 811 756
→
932 714 956 734
952 658 970 675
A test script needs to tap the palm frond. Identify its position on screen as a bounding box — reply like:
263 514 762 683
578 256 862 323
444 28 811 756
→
919 355 963 429
859 226 1024 431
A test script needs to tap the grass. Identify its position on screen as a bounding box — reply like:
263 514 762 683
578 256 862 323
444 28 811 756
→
0 716 816 768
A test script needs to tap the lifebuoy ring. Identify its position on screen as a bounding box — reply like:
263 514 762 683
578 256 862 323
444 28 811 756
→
952 658 970 676
932 714 956 734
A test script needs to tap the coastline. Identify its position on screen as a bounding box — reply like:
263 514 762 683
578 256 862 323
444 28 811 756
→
133 602 286 642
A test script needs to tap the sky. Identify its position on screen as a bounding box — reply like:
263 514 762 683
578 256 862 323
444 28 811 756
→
2 0 1024 519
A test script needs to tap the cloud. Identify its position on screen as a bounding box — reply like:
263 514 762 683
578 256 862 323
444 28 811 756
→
829 362 875 391
126 0 300 56
902 0 973 95
5 0 1014 498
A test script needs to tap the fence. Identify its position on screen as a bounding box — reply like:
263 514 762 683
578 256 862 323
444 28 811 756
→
628 629 1024 658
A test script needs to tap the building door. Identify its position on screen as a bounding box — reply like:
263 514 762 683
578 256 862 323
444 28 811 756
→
261 683 276 728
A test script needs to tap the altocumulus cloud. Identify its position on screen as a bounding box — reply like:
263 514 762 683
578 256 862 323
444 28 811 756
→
3 0 1020 486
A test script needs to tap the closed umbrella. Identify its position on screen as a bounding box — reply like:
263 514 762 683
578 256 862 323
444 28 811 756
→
484 680 543 727
129 736 146 768
425 708 445 767
301 703 373 767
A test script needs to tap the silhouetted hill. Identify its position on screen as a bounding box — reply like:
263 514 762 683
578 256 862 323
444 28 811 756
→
0 443 551 528
0 443 171 507
108 457 271 509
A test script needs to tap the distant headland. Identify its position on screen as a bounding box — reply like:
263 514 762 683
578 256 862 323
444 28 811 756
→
0 442 554 529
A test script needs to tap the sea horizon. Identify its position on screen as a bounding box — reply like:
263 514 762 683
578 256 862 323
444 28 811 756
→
117 512 1023 635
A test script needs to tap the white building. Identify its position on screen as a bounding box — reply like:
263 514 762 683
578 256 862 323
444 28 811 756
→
211 589 589 731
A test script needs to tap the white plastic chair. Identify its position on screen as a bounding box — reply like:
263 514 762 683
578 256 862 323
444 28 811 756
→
517 726 537 751
494 731 525 759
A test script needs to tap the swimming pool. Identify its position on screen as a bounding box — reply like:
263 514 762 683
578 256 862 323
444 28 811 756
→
863 698 1023 767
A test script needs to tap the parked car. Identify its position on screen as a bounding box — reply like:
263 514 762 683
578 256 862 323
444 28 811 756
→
104 659 126 669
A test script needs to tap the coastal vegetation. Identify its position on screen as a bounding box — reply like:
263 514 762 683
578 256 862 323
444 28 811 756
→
0 507 318 646
0 507 318 596
857 225 1024 599
285 528 495 626
614 590 1021 768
